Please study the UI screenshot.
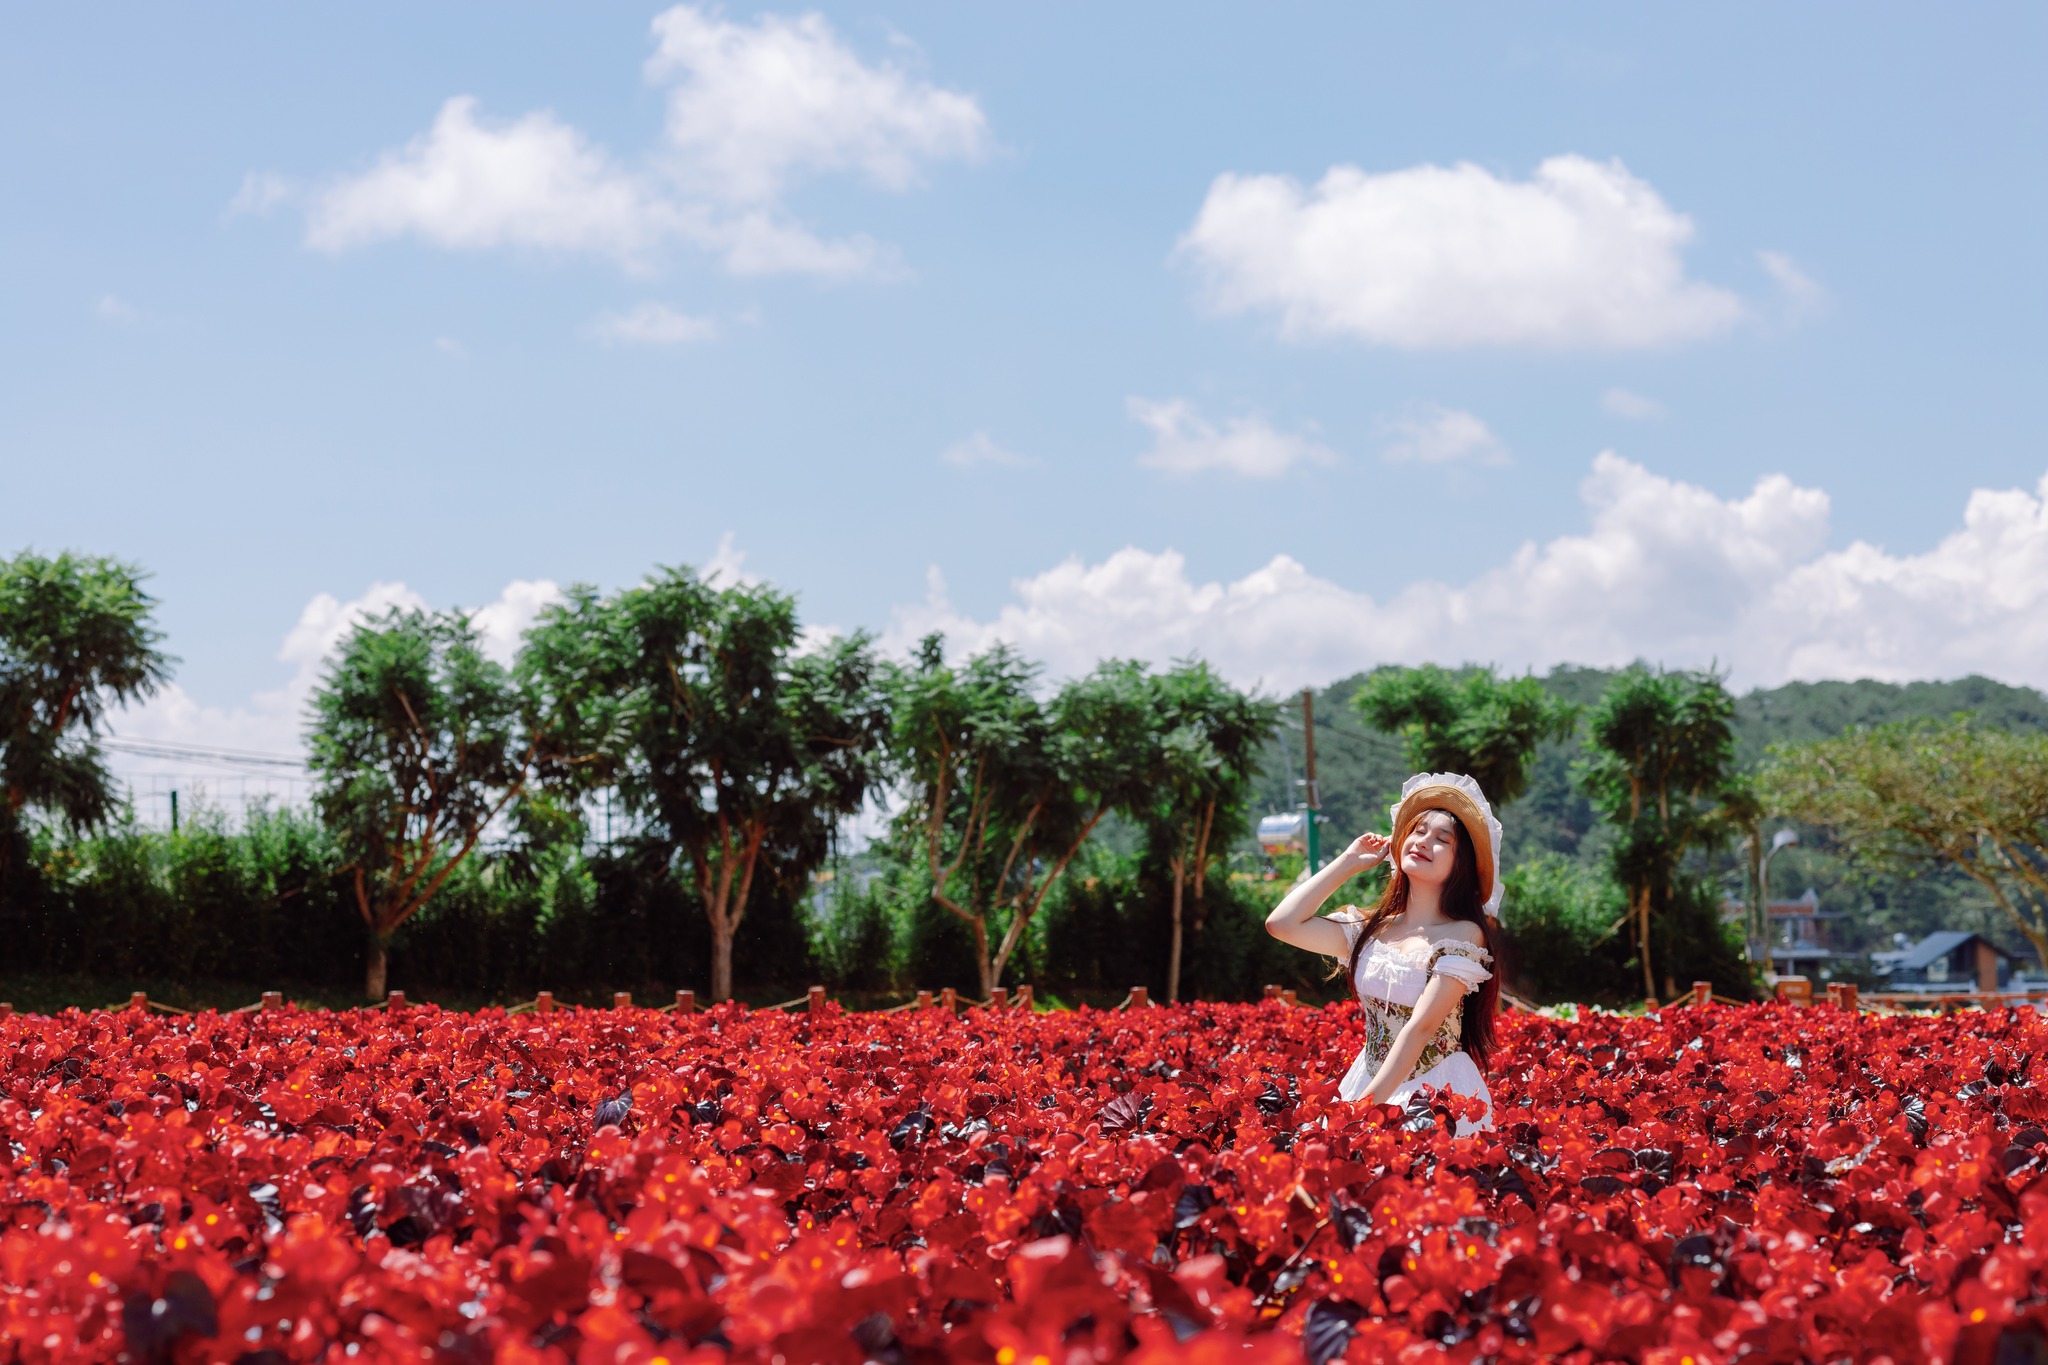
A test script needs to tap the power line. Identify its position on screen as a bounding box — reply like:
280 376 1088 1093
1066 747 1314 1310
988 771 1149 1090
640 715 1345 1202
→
1277 715 1385 748
101 737 306 771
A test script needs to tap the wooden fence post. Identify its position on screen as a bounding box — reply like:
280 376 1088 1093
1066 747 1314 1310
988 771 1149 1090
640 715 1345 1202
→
384 990 404 1011
613 992 632 1010
1263 985 1281 1000
1828 983 1859 1011
130 992 149 1012
1691 981 1712 1008
940 988 957 1014
1976 941 2001 996
674 990 694 1015
989 986 1008 1009
1015 985 1032 1010
1281 989 1298 1007
263 991 285 1012
808 986 827 1014
916 989 933 1011
0 1003 10 1020
535 991 555 1013
1774 977 1811 1007
1129 986 1150 1008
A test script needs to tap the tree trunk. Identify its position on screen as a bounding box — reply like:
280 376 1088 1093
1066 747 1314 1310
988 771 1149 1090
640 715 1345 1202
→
366 936 389 1001
1166 855 1186 1005
1638 888 1656 1001
973 916 994 1000
1956 861 2048 978
710 917 734 1004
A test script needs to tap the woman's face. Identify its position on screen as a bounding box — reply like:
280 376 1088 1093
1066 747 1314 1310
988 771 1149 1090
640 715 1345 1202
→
1398 809 1461 888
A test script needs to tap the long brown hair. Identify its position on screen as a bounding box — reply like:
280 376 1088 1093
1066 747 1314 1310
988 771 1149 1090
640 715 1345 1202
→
1337 810 1500 1071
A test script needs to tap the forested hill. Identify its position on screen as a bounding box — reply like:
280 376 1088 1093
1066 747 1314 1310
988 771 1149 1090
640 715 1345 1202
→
1256 667 2048 849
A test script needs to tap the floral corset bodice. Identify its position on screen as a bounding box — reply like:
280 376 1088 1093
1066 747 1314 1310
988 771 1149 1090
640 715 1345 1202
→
1331 912 1494 1084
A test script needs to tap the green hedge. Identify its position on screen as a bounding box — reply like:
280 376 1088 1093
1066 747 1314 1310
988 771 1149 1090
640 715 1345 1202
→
3 805 1734 1006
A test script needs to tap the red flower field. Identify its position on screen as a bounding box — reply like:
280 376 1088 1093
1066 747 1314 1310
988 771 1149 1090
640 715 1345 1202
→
4 997 2046 1364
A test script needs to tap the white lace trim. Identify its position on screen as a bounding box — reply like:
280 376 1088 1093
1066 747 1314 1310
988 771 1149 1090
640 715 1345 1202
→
1334 917 1492 1002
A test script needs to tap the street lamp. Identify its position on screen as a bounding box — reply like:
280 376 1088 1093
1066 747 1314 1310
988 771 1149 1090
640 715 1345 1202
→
1756 828 1799 961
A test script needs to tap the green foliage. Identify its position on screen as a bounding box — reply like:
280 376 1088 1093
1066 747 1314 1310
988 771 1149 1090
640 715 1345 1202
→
803 871 904 994
1135 659 1278 1000
1575 665 1742 998
15 538 2048 1011
1 801 827 1003
521 569 886 1000
1498 854 1750 1005
1499 855 1631 1004
1353 664 1578 806
7 801 360 986
307 607 530 996
882 641 1163 995
1652 875 1756 1001
1760 718 2048 972
0 551 174 874
1026 853 1333 1004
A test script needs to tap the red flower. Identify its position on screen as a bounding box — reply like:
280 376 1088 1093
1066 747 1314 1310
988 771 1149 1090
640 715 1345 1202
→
2 998 2044 1360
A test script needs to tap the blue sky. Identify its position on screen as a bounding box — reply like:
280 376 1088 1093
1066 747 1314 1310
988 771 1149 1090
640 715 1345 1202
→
4 3 2046 777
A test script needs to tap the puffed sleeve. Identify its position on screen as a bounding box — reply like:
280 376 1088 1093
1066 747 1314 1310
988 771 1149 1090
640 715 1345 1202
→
1426 939 1493 989
1326 907 1367 957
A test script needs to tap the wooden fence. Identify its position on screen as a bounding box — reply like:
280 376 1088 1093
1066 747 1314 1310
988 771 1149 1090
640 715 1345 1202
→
10 977 2039 1020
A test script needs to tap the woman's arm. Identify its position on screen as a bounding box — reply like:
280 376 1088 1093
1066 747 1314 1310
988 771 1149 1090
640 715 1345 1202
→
1263 832 1387 956
1354 972 1468 1105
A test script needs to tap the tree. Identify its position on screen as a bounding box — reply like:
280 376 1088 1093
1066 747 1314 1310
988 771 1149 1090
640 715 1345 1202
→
1760 718 2048 974
1575 666 1741 1000
886 639 1155 998
0 551 174 879
307 607 532 999
1141 661 1276 1003
521 569 888 1002
1352 665 1578 805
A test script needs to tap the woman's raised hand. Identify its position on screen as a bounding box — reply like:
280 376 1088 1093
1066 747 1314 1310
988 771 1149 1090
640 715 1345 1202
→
1340 831 1391 868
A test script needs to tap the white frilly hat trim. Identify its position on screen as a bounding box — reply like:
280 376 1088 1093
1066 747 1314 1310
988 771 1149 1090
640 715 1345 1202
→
1389 771 1505 918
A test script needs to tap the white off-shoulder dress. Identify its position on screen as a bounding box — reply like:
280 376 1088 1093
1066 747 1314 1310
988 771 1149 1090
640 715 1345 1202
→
1329 910 1495 1135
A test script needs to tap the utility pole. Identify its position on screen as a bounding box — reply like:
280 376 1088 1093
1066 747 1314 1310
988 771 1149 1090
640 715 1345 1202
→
1301 688 1320 872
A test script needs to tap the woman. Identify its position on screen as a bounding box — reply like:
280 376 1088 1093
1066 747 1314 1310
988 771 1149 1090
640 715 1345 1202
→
1265 772 1503 1135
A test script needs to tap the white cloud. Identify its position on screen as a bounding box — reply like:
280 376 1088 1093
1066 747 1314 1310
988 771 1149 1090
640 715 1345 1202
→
467 580 566 665
95 295 138 324
714 212 888 277
226 171 292 218
1380 405 1509 466
1601 387 1665 420
589 301 719 346
646 5 989 204
703 531 758 587
1130 397 1336 478
109 580 561 774
304 97 680 261
1769 478 2048 683
268 5 983 278
885 457 2048 693
1758 249 1826 321
1178 154 1746 349
940 432 1034 468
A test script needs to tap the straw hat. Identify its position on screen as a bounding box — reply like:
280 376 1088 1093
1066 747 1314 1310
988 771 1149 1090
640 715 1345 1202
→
1387 772 1504 918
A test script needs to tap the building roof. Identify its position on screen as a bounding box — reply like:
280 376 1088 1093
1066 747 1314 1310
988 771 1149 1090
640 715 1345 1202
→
1879 931 2015 973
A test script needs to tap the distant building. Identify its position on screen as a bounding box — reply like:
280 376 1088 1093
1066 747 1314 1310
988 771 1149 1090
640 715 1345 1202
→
1870 931 2015 993
1256 811 1307 857
1724 888 1855 981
